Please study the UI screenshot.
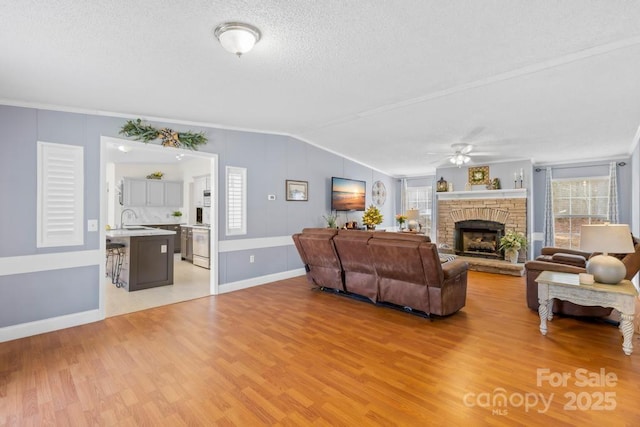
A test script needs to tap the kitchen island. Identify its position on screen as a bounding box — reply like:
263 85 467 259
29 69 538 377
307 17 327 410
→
106 226 176 291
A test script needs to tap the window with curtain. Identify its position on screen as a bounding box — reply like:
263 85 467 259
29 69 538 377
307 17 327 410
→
552 176 609 249
404 185 433 237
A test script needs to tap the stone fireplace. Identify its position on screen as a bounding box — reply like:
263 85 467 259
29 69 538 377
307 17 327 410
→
437 190 527 262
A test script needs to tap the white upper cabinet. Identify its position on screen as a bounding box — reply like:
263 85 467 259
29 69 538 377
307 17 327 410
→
193 175 209 207
122 178 183 207
146 180 165 206
164 181 183 207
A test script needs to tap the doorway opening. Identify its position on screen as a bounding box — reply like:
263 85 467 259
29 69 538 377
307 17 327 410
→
99 136 219 318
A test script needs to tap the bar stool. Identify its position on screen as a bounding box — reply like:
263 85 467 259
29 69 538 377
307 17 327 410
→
106 240 126 287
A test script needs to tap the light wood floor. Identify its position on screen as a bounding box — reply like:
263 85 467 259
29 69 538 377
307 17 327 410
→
1 272 639 426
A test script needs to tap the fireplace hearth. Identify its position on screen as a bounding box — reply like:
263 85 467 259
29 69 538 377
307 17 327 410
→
455 220 505 259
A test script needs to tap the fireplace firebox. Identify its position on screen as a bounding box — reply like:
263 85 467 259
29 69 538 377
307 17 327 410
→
454 220 505 259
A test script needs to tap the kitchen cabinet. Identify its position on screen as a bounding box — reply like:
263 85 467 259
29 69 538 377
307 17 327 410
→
164 181 183 207
145 224 182 253
122 178 183 207
123 179 147 206
105 227 176 292
146 180 165 206
193 175 210 207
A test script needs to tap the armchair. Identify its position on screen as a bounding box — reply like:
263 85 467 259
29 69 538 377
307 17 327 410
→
525 235 640 317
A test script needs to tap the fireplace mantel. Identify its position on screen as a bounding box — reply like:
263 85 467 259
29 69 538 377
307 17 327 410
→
436 188 527 200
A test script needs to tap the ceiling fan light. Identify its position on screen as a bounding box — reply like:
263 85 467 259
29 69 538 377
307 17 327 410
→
449 153 470 167
214 22 261 57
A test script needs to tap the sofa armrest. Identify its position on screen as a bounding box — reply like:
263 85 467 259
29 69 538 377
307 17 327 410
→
442 259 468 280
524 260 585 275
540 247 591 258
549 253 587 268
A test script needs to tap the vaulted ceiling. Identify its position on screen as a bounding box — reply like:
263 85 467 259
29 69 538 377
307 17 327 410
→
2 1 640 176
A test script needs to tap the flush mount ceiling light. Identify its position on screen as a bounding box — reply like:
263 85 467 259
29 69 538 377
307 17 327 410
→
214 22 261 57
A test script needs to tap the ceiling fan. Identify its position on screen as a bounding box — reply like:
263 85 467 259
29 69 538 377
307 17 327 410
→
426 142 498 168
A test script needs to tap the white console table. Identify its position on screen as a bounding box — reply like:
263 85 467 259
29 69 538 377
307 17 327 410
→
535 271 638 355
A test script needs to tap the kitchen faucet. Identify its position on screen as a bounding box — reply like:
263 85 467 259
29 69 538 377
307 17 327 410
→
120 209 137 228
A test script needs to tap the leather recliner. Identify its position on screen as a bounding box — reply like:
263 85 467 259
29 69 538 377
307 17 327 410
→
524 236 640 317
333 229 378 302
292 228 344 291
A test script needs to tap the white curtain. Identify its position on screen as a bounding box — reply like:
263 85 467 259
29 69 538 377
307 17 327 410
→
543 167 555 247
608 161 619 224
400 178 407 213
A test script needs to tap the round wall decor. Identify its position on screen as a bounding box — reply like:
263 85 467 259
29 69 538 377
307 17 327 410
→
372 180 387 206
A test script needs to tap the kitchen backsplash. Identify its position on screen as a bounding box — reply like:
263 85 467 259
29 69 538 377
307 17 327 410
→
118 207 185 226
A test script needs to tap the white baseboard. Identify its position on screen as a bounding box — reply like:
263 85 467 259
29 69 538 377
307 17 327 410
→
219 268 306 294
0 269 308 342
0 309 103 343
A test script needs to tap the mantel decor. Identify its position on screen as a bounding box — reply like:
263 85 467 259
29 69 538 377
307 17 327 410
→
468 166 490 185
120 119 208 150
436 177 448 192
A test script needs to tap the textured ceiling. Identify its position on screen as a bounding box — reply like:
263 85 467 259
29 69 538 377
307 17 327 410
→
2 1 640 176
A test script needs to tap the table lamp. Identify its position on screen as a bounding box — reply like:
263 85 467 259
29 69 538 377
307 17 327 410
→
406 209 420 231
580 224 634 284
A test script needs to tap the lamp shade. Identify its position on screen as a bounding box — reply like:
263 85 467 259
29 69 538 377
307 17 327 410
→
580 224 634 284
405 209 420 221
580 224 634 254
214 22 261 56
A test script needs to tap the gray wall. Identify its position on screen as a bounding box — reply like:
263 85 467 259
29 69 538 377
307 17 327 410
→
0 104 395 329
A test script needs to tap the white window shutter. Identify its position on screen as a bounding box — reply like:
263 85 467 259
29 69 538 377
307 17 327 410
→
226 166 246 236
37 141 84 247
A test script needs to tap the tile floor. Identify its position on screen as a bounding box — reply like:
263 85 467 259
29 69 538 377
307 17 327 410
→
105 254 211 317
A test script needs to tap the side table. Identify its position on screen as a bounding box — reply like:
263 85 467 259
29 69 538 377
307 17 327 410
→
535 271 638 355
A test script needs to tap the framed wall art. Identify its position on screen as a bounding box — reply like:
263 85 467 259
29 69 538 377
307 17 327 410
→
286 180 308 201
468 166 490 185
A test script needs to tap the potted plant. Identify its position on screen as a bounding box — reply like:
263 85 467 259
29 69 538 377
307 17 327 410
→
146 171 164 179
323 212 337 228
362 204 383 230
171 211 183 222
499 230 527 263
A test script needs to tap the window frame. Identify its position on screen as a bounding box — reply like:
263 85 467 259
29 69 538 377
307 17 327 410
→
551 175 610 249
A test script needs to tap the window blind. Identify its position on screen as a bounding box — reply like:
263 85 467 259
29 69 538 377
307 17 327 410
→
37 141 84 247
226 166 246 236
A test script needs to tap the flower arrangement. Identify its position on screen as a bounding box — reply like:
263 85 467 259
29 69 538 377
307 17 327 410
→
395 214 407 226
323 213 337 228
362 204 383 229
499 230 528 252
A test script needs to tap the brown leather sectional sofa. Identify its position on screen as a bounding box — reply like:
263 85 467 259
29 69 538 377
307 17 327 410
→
292 228 468 316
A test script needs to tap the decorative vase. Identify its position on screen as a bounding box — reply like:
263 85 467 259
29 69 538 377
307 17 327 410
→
505 249 519 264
366 224 376 230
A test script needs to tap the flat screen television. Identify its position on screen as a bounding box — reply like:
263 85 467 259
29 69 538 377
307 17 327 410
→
331 177 366 211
